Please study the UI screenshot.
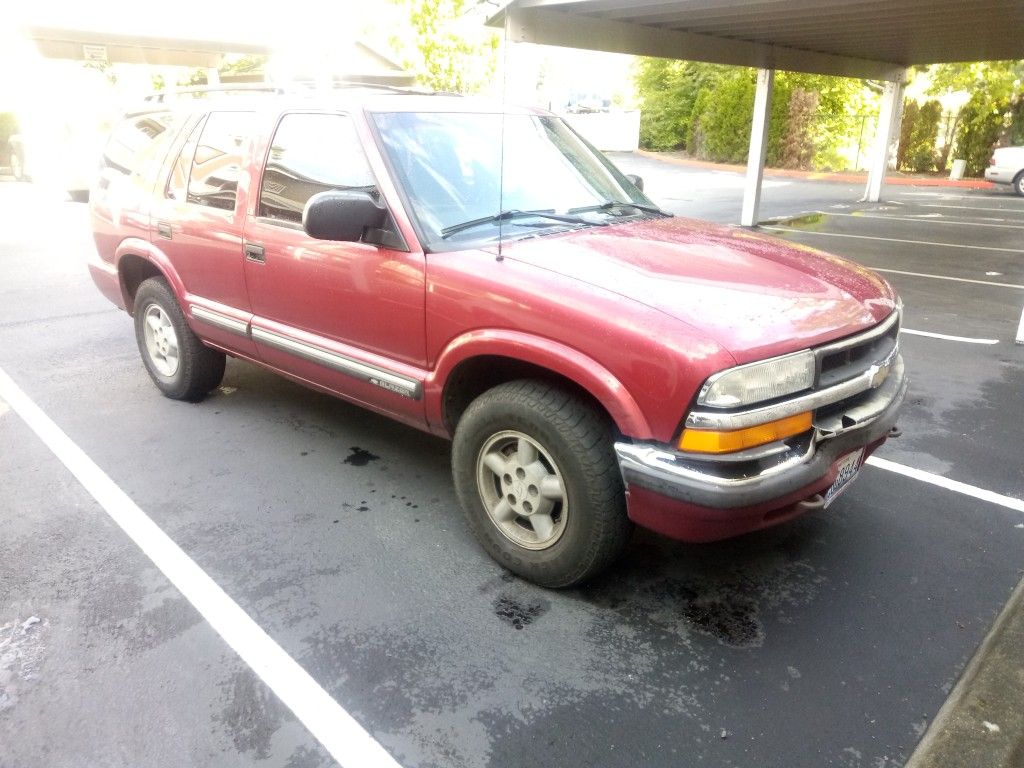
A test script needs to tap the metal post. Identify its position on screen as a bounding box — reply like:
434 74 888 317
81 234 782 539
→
740 68 774 227
864 79 905 203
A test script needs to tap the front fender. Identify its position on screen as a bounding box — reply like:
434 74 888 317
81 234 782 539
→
425 329 653 440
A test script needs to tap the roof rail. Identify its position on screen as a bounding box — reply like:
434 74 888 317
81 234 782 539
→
142 83 289 102
142 81 460 103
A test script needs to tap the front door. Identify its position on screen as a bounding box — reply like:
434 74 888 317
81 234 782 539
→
242 111 426 424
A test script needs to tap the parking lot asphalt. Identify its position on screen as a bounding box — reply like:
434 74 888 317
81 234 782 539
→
2 165 1023 768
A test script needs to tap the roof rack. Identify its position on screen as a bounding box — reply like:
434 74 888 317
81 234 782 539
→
141 81 460 102
142 84 289 102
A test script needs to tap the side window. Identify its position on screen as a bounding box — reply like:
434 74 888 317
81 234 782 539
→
259 113 376 224
103 112 179 177
186 111 254 211
166 119 203 201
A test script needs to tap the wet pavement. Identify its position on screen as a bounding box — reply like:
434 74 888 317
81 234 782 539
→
2 169 1023 767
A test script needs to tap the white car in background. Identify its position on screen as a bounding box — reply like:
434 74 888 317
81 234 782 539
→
985 146 1024 196
6 129 101 202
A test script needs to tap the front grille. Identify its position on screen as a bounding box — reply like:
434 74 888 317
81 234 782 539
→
815 311 900 389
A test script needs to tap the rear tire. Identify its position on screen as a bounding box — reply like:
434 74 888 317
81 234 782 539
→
1014 171 1024 197
133 277 225 401
452 379 632 588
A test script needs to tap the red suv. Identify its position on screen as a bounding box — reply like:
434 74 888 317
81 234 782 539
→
89 89 906 587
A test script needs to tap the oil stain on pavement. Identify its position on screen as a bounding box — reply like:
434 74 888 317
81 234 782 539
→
344 446 380 467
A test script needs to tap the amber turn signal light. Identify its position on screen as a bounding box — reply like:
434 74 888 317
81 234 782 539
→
678 412 813 454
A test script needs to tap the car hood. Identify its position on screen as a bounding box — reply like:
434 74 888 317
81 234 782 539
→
499 216 898 364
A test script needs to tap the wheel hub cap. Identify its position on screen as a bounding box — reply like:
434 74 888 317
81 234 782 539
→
142 304 180 377
476 430 568 550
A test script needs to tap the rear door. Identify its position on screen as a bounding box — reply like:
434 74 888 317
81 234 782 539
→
242 111 427 424
151 110 259 355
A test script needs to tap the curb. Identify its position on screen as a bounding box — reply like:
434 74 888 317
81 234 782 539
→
904 576 1024 768
633 150 996 190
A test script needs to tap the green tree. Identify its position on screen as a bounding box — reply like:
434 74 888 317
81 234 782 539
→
927 60 1024 175
635 58 729 150
392 0 499 93
929 61 1024 106
955 93 1006 175
779 88 820 169
637 60 869 170
897 99 942 172
694 71 756 162
897 100 920 170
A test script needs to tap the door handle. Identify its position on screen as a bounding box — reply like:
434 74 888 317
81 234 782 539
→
244 242 265 263
156 222 172 239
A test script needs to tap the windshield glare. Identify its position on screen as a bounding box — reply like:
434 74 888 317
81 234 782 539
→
372 111 657 247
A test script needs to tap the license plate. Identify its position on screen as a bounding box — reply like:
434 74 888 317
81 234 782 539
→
823 448 865 508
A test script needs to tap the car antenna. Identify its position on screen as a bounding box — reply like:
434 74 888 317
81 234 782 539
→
496 11 511 262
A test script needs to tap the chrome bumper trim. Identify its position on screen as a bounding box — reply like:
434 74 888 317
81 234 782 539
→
813 308 900 358
617 356 907 510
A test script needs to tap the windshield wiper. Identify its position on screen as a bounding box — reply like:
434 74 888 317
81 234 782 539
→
569 201 671 217
440 209 604 239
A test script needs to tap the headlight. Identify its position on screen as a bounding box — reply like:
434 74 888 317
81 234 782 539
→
698 350 815 408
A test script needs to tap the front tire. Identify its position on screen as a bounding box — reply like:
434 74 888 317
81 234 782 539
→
133 277 225 401
452 380 632 588
1014 171 1024 197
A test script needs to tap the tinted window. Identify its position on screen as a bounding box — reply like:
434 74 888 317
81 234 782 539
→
186 111 253 211
259 113 375 223
103 112 179 177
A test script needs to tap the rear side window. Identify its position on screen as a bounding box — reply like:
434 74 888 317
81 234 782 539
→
259 112 376 224
166 120 203 202
186 111 254 211
103 113 179 177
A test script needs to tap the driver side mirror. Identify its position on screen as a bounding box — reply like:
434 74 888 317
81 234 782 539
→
625 174 644 192
302 189 388 242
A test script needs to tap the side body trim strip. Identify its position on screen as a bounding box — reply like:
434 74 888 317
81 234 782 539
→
191 306 250 337
250 327 422 400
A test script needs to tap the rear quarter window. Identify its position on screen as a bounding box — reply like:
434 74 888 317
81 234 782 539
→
103 112 180 178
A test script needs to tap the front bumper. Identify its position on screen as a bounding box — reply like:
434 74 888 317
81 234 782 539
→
615 354 907 541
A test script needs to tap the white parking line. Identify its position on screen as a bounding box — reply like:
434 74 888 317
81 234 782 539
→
918 204 1024 215
866 457 1024 514
761 226 1024 255
901 329 999 344
895 192 1012 201
870 268 1024 290
820 211 1024 229
0 367 402 768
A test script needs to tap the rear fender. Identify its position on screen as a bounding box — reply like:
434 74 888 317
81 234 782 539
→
113 238 185 313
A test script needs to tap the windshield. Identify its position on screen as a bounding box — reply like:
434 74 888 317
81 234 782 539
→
371 111 662 249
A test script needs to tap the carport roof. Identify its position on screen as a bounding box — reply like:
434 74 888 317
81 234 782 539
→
490 0 1024 81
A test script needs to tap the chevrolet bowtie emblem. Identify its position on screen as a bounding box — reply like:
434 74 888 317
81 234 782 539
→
870 363 890 388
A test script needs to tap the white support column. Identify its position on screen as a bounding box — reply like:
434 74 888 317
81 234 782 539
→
864 79 906 203
205 67 221 86
741 68 774 227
